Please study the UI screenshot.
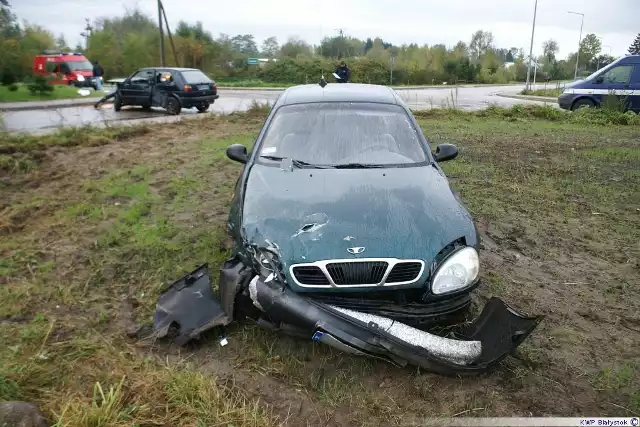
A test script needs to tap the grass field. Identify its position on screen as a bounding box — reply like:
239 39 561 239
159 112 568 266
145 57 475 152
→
1 106 639 426
519 87 564 97
0 84 88 103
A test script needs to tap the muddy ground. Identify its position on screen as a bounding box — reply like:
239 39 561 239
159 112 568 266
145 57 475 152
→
1 108 638 426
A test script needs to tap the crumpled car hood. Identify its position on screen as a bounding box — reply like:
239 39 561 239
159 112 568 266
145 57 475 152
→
241 164 478 289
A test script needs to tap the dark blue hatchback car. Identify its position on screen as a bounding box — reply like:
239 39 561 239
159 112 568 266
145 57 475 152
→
558 54 640 112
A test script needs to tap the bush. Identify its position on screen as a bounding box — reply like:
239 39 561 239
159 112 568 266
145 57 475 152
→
27 75 54 96
1 70 17 86
8 84 18 92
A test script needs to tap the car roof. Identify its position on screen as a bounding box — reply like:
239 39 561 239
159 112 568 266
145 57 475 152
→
619 54 640 64
139 67 202 72
279 83 400 106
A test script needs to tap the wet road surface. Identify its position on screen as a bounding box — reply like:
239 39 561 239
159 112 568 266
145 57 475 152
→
2 85 551 134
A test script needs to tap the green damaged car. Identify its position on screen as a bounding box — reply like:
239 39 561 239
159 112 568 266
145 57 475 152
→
153 82 543 375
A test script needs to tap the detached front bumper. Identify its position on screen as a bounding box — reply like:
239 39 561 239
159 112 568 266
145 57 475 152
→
153 264 543 375
558 93 574 110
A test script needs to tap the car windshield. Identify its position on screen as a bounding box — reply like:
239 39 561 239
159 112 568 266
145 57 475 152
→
258 102 427 167
181 70 212 83
64 61 93 71
583 59 619 81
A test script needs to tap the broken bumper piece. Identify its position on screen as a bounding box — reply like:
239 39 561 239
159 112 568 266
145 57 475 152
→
153 264 229 345
153 265 543 375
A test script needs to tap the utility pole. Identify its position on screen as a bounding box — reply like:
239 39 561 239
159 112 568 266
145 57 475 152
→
336 28 346 58
158 0 166 66
80 18 93 50
568 11 584 79
390 55 395 85
525 0 538 92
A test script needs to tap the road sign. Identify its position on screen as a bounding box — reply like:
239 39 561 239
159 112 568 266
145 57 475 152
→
247 58 259 65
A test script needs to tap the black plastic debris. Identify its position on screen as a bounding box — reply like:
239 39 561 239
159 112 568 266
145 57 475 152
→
153 264 229 345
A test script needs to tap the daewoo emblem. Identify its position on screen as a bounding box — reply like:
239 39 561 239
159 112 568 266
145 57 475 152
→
347 247 366 255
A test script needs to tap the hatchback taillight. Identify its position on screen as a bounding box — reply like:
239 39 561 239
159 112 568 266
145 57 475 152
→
184 84 193 92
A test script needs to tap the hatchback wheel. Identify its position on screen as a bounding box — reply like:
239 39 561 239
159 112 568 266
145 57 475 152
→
114 93 122 112
166 97 181 115
196 102 210 113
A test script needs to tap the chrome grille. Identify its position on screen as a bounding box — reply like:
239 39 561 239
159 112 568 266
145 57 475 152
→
289 258 425 288
291 266 330 286
386 262 423 283
326 261 388 285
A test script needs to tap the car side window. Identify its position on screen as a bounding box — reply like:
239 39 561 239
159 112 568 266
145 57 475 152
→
599 65 633 85
131 70 153 83
157 71 174 83
631 66 640 85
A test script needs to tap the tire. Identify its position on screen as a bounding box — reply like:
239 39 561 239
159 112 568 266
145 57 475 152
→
114 93 122 112
571 98 595 111
166 97 181 115
196 102 210 113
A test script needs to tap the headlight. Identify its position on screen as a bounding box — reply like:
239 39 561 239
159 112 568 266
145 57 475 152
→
76 74 85 82
431 247 479 295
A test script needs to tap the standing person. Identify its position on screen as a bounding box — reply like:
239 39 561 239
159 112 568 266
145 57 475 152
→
335 60 350 83
92 60 104 91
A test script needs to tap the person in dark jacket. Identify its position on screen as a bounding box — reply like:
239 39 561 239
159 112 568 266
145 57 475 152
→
335 61 350 83
92 60 105 91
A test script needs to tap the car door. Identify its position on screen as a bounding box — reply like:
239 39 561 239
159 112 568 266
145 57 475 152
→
151 69 176 108
629 64 640 113
120 69 154 105
593 64 635 110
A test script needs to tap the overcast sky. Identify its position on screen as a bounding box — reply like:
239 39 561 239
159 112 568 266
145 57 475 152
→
12 0 639 59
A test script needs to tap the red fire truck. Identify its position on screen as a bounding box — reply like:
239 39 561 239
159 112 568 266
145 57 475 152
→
33 51 97 88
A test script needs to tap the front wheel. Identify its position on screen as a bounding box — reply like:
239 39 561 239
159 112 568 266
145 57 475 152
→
166 97 182 115
196 102 210 113
114 93 122 112
571 98 595 111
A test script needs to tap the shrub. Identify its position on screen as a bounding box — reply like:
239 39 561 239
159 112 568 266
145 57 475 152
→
8 83 18 92
0 70 17 86
27 75 54 96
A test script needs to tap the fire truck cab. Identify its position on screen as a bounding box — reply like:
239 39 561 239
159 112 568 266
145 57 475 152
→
33 51 97 88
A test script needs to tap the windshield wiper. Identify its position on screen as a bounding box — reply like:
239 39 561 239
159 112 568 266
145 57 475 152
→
332 163 385 169
260 155 330 169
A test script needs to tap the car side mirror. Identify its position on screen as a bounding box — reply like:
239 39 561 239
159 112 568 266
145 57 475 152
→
595 75 604 84
434 144 458 162
226 144 248 164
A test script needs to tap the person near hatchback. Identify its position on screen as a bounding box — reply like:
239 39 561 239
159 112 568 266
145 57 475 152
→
335 61 350 83
92 60 104 91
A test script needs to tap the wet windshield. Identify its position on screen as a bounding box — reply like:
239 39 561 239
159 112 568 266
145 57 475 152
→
64 61 93 71
258 102 427 166
583 59 619 81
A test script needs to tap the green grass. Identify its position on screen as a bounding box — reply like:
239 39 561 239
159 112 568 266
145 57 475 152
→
519 87 564 97
0 83 88 102
1 108 639 423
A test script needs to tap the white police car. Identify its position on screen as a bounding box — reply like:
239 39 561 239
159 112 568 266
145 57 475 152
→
558 54 640 113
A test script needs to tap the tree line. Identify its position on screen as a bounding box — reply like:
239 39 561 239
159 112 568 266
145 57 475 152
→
1 1 637 86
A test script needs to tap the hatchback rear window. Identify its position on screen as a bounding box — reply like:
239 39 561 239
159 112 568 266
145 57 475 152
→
181 70 212 84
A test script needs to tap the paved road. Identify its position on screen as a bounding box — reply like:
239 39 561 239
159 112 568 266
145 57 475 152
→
1 85 552 134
